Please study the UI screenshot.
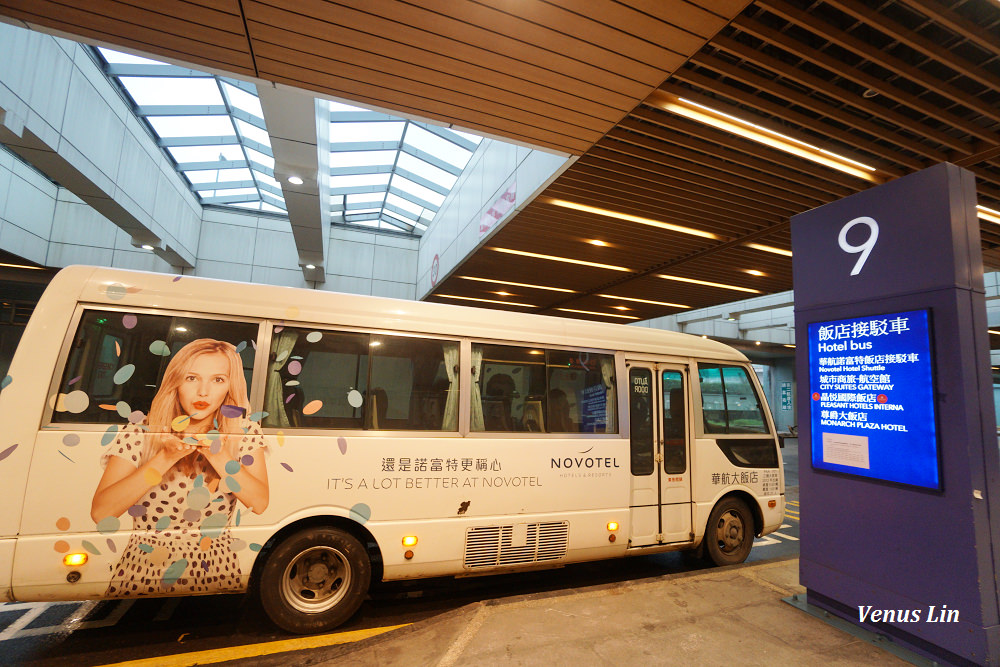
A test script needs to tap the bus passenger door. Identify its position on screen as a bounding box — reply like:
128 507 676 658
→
626 362 692 547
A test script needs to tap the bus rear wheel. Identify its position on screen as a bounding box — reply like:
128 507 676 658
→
705 497 754 566
259 527 371 634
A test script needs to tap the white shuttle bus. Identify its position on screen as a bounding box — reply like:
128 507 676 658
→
0 266 784 633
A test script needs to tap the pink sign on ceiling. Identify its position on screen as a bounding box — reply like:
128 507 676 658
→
479 181 516 238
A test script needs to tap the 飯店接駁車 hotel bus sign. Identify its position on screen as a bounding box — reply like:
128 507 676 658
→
807 308 938 489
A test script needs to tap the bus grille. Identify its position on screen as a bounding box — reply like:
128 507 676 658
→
463 521 569 569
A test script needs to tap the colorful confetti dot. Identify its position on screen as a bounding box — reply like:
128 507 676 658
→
96 516 120 534
349 503 371 524
129 410 145 424
187 486 210 510
116 401 132 419
248 411 268 422
0 443 18 462
284 393 296 404
280 462 293 472
172 275 182 282
63 390 90 414
149 340 171 356
199 536 212 551
122 314 137 329
287 360 302 375
235 341 247 353
200 513 228 539
162 559 188 587
106 538 117 553
82 540 101 555
101 425 119 446
144 467 162 486
224 460 241 475
62 434 80 447
138 543 154 553
284 306 300 319
303 400 323 415
183 509 201 523
249 543 262 552
56 517 71 531
275 350 289 364
306 331 322 343
284 380 300 387
128 505 145 517
220 404 244 418
156 516 170 531
347 390 363 408
241 454 254 466
54 540 69 553
58 451 75 463
0 375 11 391
225 476 241 493
171 415 191 432
113 364 135 385
338 437 347 455
68 376 81 386
231 538 246 551
277 431 285 447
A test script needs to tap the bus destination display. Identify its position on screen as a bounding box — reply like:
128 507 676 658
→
807 309 939 489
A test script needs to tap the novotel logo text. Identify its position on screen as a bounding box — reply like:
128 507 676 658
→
551 457 620 469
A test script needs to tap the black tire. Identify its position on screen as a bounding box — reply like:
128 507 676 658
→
704 497 754 566
259 527 371 634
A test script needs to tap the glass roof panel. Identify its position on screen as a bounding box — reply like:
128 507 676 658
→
185 168 253 183
95 47 279 214
330 150 397 168
147 115 235 138
391 174 446 207
331 173 391 189
119 77 222 106
95 46 494 236
222 82 264 118
234 119 270 146
330 121 405 143
167 145 245 163
395 152 457 189
403 124 474 169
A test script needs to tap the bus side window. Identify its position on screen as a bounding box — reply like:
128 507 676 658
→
264 328 459 431
629 368 654 475
51 310 258 425
697 363 777 468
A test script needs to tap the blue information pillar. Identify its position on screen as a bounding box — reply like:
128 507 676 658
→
792 163 1000 664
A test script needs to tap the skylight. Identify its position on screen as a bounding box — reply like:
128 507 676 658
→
95 47 486 235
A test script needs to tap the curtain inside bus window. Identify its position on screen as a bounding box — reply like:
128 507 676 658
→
51 310 258 425
629 367 654 475
473 344 545 432
470 345 484 431
600 356 616 432
367 335 457 430
263 328 369 429
442 342 459 430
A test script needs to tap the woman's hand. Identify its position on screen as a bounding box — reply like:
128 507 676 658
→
157 433 201 468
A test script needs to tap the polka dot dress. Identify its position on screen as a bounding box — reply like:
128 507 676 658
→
101 421 266 597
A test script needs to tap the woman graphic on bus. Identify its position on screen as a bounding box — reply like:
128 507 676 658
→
90 338 269 597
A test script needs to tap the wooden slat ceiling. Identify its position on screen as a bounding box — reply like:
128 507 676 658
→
0 0 997 324
428 0 1000 322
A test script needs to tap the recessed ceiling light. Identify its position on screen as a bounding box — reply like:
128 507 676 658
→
655 93 880 183
141 244 154 250
305 264 316 269
436 294 537 308
556 308 639 320
744 269 766 276
745 243 793 257
288 176 304 185
456 276 576 293
755 341 762 345
492 291 514 296
978 206 1000 225
491 248 632 272
612 306 631 311
596 294 690 309
587 239 610 247
658 274 762 293
548 199 719 240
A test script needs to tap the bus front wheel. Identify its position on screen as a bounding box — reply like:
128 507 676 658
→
259 526 371 634
705 497 754 566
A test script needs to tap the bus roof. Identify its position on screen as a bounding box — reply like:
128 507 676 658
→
44 266 749 363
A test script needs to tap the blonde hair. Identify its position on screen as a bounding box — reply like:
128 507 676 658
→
142 339 250 476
